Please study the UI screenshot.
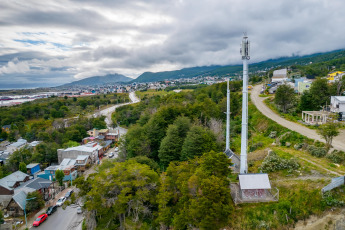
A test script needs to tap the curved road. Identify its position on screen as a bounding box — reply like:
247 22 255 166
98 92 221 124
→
251 84 345 152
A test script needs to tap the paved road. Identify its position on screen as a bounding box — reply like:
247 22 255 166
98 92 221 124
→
29 205 83 230
251 84 345 152
98 91 140 129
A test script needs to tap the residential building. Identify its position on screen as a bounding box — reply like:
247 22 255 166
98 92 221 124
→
87 128 99 137
1 125 11 133
271 69 288 83
330 96 345 117
26 163 40 176
37 164 77 182
57 142 103 164
0 171 30 210
6 138 27 154
6 177 52 216
75 155 91 172
297 81 312 94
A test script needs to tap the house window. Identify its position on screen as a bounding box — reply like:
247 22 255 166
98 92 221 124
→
9 207 15 211
337 104 339 108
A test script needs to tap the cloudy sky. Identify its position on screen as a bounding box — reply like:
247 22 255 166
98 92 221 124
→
0 0 345 88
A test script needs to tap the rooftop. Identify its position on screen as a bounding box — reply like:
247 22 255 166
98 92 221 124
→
26 163 40 169
0 171 29 190
239 173 271 190
332 96 345 102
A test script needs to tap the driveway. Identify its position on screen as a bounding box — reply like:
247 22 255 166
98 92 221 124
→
251 84 345 152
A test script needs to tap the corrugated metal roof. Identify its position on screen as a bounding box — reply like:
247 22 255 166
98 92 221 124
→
15 177 52 192
239 174 271 190
0 171 29 190
13 191 27 210
26 163 39 169
76 155 89 161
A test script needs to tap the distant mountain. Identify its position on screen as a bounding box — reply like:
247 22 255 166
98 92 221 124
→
133 49 345 82
60 73 132 87
134 66 222 83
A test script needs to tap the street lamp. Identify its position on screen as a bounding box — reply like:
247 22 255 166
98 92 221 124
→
24 197 36 229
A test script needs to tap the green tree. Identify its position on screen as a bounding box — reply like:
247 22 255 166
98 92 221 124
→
317 121 340 151
19 162 27 173
62 140 80 148
180 126 218 161
309 78 331 110
157 151 233 230
274 84 296 113
85 159 159 229
55 169 65 186
26 191 45 213
159 116 191 168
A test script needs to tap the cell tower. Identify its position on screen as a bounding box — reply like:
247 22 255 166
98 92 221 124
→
240 34 250 174
224 78 240 172
225 78 230 151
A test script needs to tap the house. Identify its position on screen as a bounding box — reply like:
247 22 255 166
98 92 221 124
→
57 142 103 164
0 141 10 151
330 96 345 113
1 125 11 133
87 128 99 137
327 71 344 82
28 141 41 150
75 155 91 172
297 81 312 94
271 69 288 83
6 138 27 154
230 174 279 204
0 171 30 209
98 129 109 136
26 163 40 176
37 164 77 182
6 177 52 216
106 131 119 142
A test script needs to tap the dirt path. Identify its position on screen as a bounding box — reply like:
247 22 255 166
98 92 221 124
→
251 84 345 152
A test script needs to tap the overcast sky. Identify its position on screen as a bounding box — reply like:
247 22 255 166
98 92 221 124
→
1 0 345 88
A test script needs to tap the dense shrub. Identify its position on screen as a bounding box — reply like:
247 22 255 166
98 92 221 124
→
261 152 299 172
326 150 345 164
307 145 327 157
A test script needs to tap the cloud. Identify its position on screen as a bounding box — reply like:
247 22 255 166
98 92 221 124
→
1 0 345 88
0 58 30 74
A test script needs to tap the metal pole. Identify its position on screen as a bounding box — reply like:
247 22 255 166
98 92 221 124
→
25 197 36 229
226 78 230 150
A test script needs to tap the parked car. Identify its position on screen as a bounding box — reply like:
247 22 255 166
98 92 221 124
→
56 197 66 206
108 152 114 158
115 147 119 152
77 207 83 214
33 214 48 227
46 205 57 215
65 189 74 198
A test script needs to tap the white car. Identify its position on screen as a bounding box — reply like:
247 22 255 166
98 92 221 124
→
56 197 66 207
77 207 82 214
115 147 119 152
108 152 114 158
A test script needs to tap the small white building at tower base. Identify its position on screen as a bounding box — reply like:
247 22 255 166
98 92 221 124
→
230 173 279 205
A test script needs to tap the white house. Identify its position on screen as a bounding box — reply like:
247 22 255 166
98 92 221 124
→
6 139 27 154
271 69 288 83
330 96 345 113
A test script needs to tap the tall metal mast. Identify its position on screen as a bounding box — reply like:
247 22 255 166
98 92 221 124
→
225 78 230 150
240 34 250 174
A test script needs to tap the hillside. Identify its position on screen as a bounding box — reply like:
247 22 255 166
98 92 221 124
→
134 49 345 82
60 73 132 87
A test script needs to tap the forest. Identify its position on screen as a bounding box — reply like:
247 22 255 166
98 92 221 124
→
76 81 345 229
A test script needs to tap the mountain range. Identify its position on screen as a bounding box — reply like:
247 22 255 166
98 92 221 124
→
58 49 345 87
59 73 132 87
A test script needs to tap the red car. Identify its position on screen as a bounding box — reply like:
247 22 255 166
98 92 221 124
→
33 214 48 227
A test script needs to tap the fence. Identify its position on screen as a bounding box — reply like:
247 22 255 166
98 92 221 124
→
321 176 345 193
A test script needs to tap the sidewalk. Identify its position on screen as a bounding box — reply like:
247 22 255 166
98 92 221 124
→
19 187 72 230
